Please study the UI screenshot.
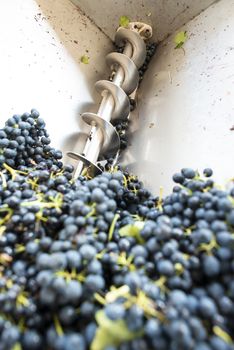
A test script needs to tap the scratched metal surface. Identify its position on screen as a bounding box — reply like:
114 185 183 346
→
72 0 216 42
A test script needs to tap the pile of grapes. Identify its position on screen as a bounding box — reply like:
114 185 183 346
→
0 110 234 350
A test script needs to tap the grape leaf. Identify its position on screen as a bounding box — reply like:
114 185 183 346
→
119 16 130 28
174 31 187 49
119 221 145 244
91 310 141 350
80 55 89 64
12 343 22 350
91 325 114 350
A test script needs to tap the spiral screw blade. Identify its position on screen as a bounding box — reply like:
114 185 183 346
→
68 22 152 178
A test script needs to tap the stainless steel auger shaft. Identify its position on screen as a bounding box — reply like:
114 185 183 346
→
67 22 152 178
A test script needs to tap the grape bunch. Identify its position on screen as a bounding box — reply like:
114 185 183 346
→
0 110 233 350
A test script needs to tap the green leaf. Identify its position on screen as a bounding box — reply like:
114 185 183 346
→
12 343 22 350
119 16 130 28
119 221 145 244
174 31 187 49
91 310 141 350
81 55 89 64
91 325 114 350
